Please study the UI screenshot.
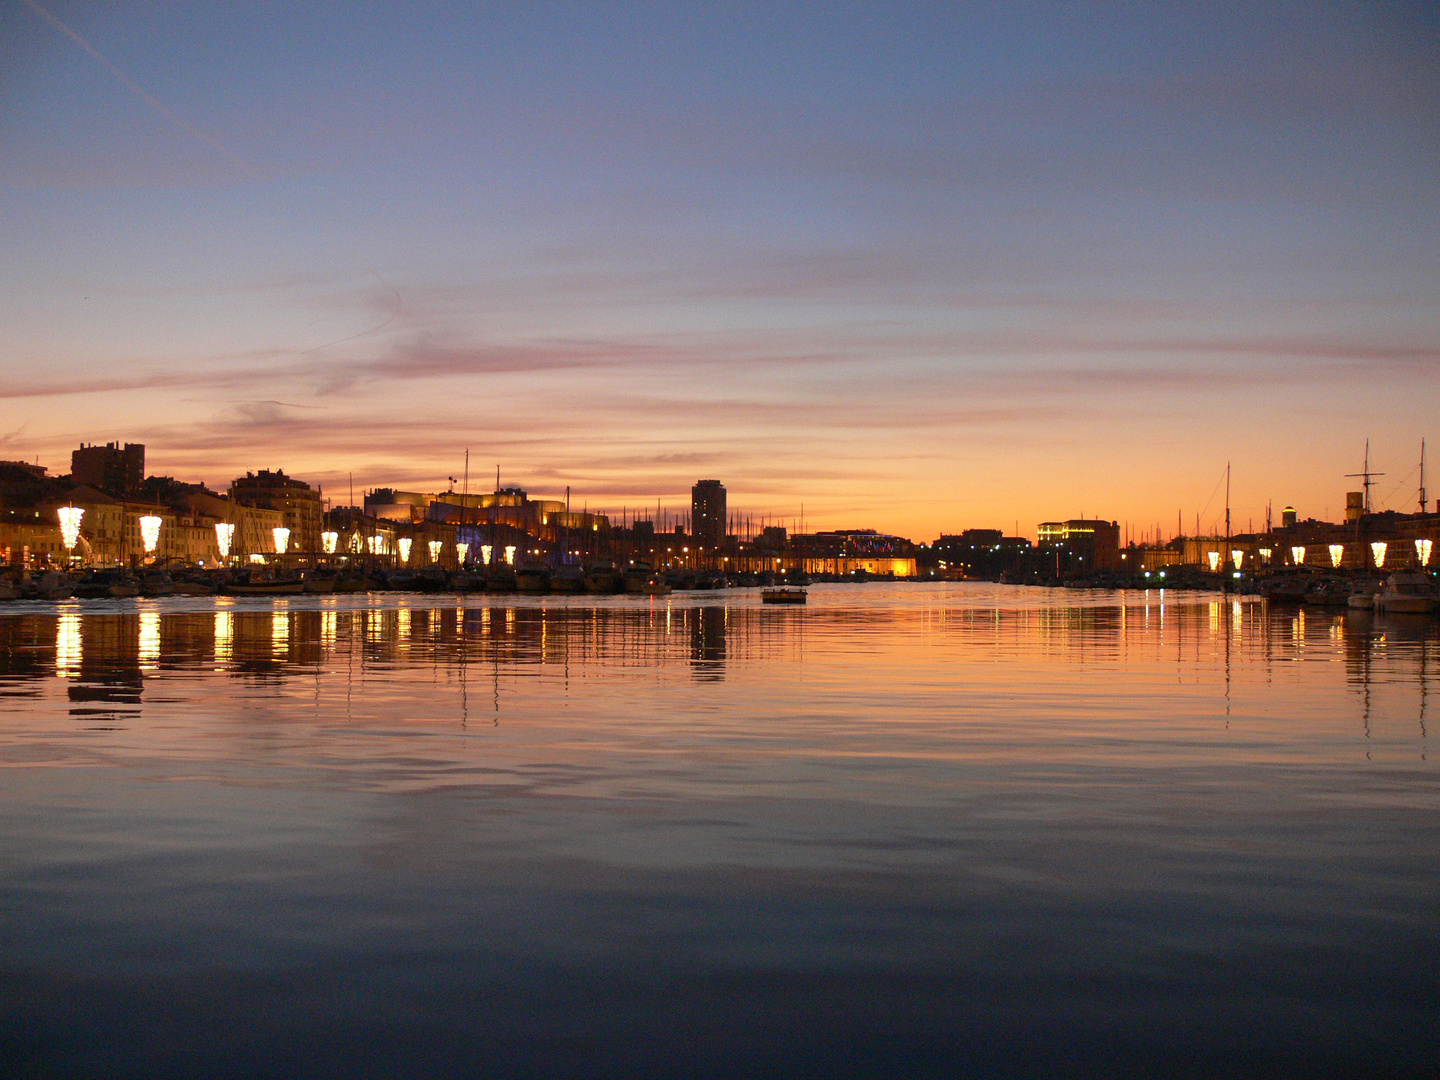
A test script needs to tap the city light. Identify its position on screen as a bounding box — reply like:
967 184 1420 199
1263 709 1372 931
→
272 527 290 554
139 515 162 555
397 538 412 564
428 540 443 562
1258 548 1272 561
456 542 469 564
1206 551 1220 572
1291 546 1305 566
481 545 492 566
1418 538 1434 566
216 522 235 559
58 506 83 552
321 530 338 554
1328 544 1344 568
1230 549 1243 570
367 535 387 556
504 545 516 565
1371 541 1387 568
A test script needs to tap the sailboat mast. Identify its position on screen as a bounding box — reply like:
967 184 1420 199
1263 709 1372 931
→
1421 439 1428 514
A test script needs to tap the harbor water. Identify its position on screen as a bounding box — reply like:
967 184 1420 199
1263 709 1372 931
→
1 584 1436 1077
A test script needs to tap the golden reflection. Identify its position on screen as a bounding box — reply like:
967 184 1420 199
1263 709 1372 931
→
398 607 411 641
214 611 233 667
272 612 289 655
138 611 160 671
56 613 81 677
322 609 337 648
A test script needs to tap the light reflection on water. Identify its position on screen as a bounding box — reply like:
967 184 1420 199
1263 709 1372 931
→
0 584 1436 1077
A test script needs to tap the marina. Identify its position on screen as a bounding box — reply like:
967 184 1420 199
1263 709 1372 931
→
1 583 1435 1076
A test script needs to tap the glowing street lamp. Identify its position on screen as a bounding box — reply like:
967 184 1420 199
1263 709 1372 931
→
367 535 386 556
504 545 516 565
1370 541 1387 569
321 530 338 555
428 540 443 563
397 537 413 564
481 544 493 566
215 522 235 560
1230 550 1244 571
139 515 162 557
1291 546 1306 566
1328 544 1344 568
1206 551 1220 572
1417 538 1434 567
1258 548 1272 562
456 542 469 564
58 506 83 559
272 527 290 555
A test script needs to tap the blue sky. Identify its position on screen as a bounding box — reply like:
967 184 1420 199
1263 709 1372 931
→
2 1 1436 536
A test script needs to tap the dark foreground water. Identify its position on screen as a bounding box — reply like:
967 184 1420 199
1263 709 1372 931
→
1 584 1436 1078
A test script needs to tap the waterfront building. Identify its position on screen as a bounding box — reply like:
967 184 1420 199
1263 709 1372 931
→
429 487 609 557
929 530 1032 578
365 489 434 523
325 507 398 560
786 530 918 577
231 470 323 556
1036 520 1121 572
71 442 144 496
691 480 727 548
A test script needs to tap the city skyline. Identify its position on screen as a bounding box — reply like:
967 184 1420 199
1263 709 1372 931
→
3 2 1436 538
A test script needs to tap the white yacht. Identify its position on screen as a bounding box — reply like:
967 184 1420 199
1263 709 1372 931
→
1373 571 1438 614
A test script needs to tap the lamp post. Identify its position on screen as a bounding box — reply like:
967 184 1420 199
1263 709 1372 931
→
139 516 162 564
215 522 235 564
58 506 84 567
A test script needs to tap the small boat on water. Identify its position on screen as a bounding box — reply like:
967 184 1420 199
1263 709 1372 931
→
584 566 621 594
1374 571 1438 615
28 571 74 600
515 567 550 593
170 576 217 596
622 564 656 593
640 576 671 596
1347 579 1382 610
224 570 305 596
762 587 807 605
1260 571 1315 603
550 566 586 594
140 570 175 598
73 571 139 599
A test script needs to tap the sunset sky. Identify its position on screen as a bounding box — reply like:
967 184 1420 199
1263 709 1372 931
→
2 1 1436 540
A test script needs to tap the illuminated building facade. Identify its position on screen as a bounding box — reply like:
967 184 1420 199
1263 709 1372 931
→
1036 519 1121 572
231 470 323 556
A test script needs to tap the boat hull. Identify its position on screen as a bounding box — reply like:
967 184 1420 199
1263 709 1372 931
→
225 582 305 596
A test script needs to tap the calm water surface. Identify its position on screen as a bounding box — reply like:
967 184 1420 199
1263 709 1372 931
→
1 584 1436 1077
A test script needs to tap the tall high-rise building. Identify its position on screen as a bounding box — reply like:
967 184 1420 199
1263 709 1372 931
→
691 479 726 547
71 442 144 495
